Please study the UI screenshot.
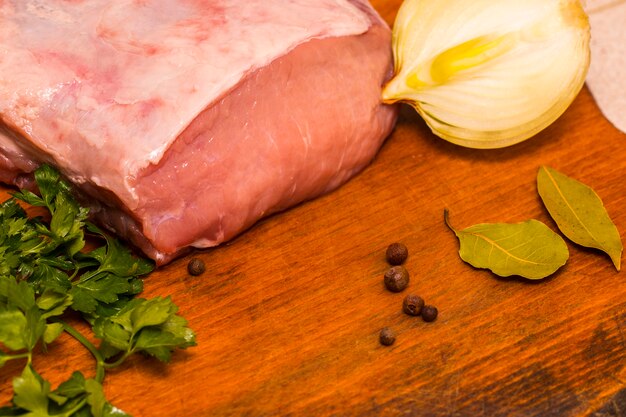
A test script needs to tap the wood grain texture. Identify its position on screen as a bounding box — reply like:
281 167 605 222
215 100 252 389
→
2 2 626 416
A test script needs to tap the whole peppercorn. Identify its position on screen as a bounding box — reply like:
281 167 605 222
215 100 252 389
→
421 305 438 322
386 243 408 265
402 294 425 316
384 266 410 292
379 327 396 346
187 257 206 276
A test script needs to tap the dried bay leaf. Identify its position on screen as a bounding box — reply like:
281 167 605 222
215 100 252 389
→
444 210 569 279
537 166 622 271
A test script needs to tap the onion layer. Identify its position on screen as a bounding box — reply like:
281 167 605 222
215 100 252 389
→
382 0 591 148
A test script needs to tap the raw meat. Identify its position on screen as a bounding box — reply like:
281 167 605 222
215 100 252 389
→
0 0 397 264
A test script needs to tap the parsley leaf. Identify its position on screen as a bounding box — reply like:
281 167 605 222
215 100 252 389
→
0 276 46 352
1 367 130 417
83 379 131 417
83 224 153 278
95 296 196 363
12 365 51 414
0 165 196 416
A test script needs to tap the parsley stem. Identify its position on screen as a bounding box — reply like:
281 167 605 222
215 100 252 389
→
103 351 131 369
57 321 106 383
2 352 31 363
63 398 89 416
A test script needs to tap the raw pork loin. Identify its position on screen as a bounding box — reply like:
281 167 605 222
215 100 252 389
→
0 0 397 264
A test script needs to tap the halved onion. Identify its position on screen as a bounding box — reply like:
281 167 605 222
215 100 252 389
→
382 0 591 148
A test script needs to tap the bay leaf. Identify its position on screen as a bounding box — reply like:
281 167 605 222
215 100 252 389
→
444 210 569 279
537 166 622 271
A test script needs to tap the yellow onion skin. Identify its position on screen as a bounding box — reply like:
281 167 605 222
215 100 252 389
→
382 0 591 149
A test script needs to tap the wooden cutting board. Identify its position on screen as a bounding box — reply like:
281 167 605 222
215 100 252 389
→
2 2 625 416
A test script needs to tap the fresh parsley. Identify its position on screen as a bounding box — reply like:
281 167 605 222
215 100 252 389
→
0 165 196 416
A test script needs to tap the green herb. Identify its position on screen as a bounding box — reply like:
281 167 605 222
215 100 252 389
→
444 209 569 279
5 365 129 417
537 166 623 271
0 165 196 416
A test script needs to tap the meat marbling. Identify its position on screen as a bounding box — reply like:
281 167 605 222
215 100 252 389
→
0 0 398 264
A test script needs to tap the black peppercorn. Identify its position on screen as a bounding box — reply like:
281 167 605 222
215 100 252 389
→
421 305 438 322
187 257 206 276
379 327 396 346
386 242 408 265
402 294 424 316
384 266 409 292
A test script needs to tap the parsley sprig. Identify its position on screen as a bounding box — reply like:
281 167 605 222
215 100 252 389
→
0 165 196 416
